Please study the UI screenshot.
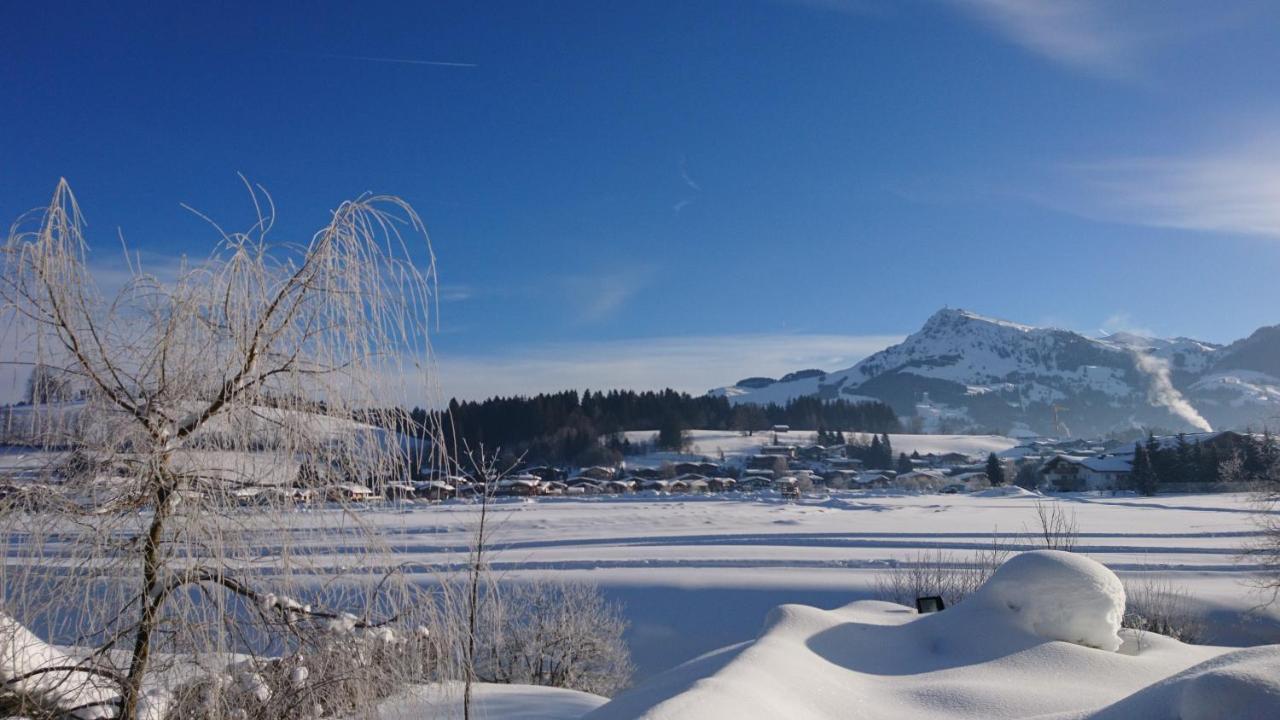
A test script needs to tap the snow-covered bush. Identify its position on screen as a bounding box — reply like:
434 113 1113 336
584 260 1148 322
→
1123 577 1205 644
477 580 633 697
165 622 440 719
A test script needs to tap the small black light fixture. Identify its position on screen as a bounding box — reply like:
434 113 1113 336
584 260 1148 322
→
915 595 946 614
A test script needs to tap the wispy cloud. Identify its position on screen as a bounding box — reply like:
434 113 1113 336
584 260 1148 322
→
1060 137 1280 238
949 0 1137 78
674 156 702 214
560 268 655 324
434 333 903 401
1099 313 1155 339
436 284 475 302
679 156 702 192
311 52 477 68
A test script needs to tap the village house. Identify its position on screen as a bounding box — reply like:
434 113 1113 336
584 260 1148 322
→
1039 455 1130 491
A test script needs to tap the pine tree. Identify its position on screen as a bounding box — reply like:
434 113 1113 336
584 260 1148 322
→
896 453 913 475
1131 443 1157 496
869 435 883 469
986 452 1005 486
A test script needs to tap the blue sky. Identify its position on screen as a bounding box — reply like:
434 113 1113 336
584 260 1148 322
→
4 1 1280 401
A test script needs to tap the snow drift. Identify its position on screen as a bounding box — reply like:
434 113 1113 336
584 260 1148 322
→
586 550 1279 720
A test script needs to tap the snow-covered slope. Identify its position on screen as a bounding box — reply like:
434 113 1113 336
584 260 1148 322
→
712 309 1280 436
585 551 1279 720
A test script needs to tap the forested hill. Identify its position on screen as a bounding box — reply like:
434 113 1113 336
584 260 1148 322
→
410 389 899 466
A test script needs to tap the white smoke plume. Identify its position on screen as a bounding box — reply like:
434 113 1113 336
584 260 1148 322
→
1131 352 1213 432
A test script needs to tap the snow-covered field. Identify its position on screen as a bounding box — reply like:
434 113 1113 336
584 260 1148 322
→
10 490 1279 717
355 491 1280 717
620 430 1019 466
235 490 1280 680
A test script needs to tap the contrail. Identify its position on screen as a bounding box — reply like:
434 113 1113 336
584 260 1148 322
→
312 52 477 68
680 156 702 192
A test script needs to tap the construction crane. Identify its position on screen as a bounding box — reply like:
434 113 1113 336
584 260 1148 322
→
1051 404 1071 438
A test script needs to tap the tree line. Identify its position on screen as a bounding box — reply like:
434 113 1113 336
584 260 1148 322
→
412 389 900 466
1129 431 1279 496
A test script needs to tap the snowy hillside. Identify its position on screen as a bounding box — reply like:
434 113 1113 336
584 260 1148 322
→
711 308 1280 436
621 429 1017 467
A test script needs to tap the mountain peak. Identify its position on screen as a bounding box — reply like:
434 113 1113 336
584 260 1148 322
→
922 308 1036 333
712 309 1277 435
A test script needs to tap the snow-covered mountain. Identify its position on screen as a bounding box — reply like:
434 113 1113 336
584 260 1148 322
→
710 309 1280 436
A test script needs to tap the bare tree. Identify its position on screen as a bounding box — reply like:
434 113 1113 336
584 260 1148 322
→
1030 499 1079 552
1246 460 1280 606
0 180 442 718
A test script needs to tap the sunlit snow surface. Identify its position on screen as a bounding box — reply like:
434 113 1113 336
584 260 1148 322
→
586 554 1278 719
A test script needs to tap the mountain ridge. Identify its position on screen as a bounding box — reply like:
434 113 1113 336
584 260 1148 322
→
710 309 1280 436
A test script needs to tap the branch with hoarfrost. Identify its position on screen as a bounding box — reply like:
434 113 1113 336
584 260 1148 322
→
0 179 443 719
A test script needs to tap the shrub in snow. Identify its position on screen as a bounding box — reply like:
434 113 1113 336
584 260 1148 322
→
476 580 633 697
166 625 439 719
968 549 1125 651
1123 577 1205 644
875 538 1011 609
0 611 123 719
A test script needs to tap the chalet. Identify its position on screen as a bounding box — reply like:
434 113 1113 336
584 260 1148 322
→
922 452 973 467
797 446 830 461
686 478 710 494
326 482 377 502
771 425 791 433
675 461 719 476
896 469 947 490
641 479 671 492
823 469 859 489
760 445 797 458
578 466 616 481
384 482 418 501
950 471 990 490
1040 455 1130 491
829 458 864 470
707 477 736 492
748 454 788 470
414 479 454 501
495 477 541 497
602 480 634 494
773 476 801 498
853 471 895 489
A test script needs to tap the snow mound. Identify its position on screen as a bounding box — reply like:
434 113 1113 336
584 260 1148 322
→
381 682 607 719
586 550 1272 720
967 550 1125 651
971 485 1039 498
1084 645 1280 720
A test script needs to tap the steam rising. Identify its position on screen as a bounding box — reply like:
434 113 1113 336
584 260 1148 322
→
1132 352 1212 432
